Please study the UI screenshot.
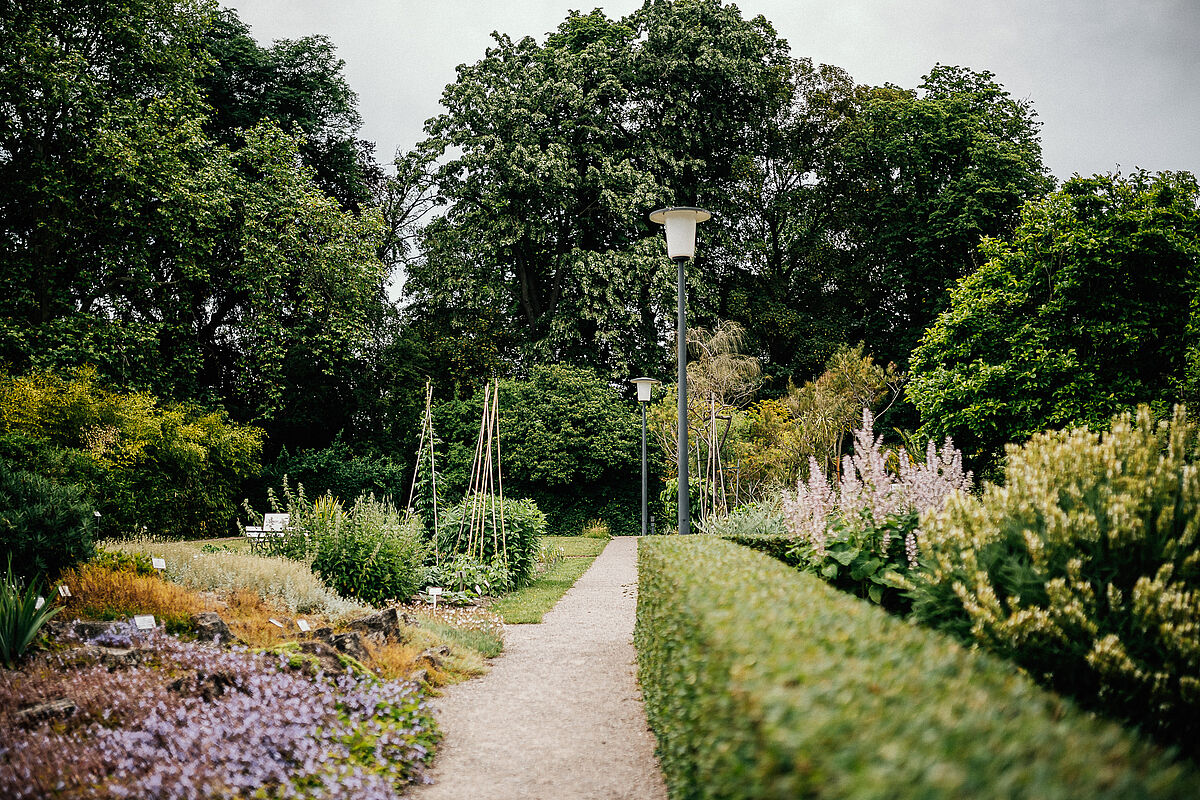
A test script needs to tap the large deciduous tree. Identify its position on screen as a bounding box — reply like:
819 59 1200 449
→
908 170 1200 473
401 1 1051 391
820 65 1053 368
404 0 797 386
0 0 389 437
198 8 379 211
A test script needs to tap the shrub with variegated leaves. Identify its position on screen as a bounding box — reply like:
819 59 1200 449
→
907 405 1200 756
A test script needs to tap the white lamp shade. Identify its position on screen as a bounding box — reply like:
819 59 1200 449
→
649 207 712 259
629 377 660 402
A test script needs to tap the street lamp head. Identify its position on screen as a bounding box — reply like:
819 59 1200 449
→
649 206 712 260
629 377 661 403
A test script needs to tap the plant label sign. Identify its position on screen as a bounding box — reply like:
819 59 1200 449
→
296 619 311 632
269 618 285 629
427 586 443 608
152 557 166 571
35 596 45 610
57 584 72 598
133 615 156 631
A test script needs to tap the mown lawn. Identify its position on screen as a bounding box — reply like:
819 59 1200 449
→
490 535 609 624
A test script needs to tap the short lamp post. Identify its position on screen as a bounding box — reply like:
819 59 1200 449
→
629 377 661 537
649 206 711 535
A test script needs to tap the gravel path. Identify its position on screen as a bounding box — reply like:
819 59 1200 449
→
409 536 668 800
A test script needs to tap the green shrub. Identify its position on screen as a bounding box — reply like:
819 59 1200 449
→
702 502 804 566
309 495 429 607
92 546 155 576
0 368 262 539
424 552 511 599
636 536 1198 800
0 555 63 667
263 437 408 505
437 495 545 589
908 406 1200 756
0 460 95 582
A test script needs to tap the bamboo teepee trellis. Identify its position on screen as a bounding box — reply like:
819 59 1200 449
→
407 381 441 564
454 379 508 565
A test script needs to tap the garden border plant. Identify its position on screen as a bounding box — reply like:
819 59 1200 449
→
907 405 1200 757
636 536 1198 800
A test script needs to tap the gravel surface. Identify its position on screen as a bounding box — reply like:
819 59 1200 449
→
408 536 668 800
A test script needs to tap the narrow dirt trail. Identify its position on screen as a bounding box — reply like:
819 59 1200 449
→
408 536 668 800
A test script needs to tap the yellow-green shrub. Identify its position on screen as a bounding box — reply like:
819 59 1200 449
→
0 368 262 538
908 406 1200 755
637 536 1197 800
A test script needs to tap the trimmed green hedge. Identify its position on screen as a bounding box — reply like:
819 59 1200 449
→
635 536 1198 800
713 531 802 567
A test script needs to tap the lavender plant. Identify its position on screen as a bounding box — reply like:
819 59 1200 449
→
0 628 439 799
782 409 971 607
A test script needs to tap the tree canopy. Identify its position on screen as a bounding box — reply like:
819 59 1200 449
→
908 170 1200 472
0 1 390 441
401 0 1051 389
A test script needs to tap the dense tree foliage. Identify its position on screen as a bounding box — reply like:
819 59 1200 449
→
198 9 379 210
820 66 1053 367
909 170 1200 472
402 0 1050 388
430 366 645 535
0 1 392 444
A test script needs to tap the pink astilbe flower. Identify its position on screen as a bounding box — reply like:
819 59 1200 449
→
781 457 836 556
783 409 972 557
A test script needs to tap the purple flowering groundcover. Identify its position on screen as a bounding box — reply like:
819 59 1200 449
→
0 625 439 799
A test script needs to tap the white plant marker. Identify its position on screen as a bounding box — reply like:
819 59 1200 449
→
427 586 443 609
35 596 45 610
296 619 311 632
269 618 285 629
57 584 72 598
151 557 166 571
133 615 156 631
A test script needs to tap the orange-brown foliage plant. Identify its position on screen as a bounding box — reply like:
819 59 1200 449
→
58 563 208 630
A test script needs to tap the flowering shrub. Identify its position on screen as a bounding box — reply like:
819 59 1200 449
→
782 409 970 606
0 628 438 799
908 406 1200 756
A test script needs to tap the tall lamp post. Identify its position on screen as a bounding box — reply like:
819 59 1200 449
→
649 206 711 535
629 377 661 537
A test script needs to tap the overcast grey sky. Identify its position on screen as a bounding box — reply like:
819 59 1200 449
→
225 0 1199 181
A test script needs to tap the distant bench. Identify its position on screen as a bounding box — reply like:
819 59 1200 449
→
244 513 290 553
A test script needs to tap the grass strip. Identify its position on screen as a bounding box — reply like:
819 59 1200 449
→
490 536 607 624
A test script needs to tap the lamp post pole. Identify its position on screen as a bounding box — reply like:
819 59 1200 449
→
650 207 711 535
630 378 660 537
675 254 689 535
